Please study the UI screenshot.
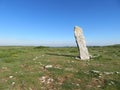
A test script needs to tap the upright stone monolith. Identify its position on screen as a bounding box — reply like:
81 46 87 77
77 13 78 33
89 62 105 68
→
74 26 90 60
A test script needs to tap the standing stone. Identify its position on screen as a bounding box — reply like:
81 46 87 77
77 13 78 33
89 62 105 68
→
74 26 90 60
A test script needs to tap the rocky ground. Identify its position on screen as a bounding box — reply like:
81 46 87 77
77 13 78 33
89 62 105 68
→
0 45 120 90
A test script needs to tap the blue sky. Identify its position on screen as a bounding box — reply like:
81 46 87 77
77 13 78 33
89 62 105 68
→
0 0 120 46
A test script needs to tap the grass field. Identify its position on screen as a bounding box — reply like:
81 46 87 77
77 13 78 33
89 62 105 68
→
0 45 120 90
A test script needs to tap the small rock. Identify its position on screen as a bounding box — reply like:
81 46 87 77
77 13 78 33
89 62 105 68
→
76 84 80 86
110 81 115 85
39 76 54 84
97 85 101 88
33 56 38 60
33 58 36 60
90 70 100 73
98 75 102 78
42 55 45 57
12 82 15 85
47 78 54 84
103 72 114 75
71 61 75 63
115 71 120 74
29 87 32 90
108 83 112 85
89 55 93 58
2 67 8 70
9 76 13 79
75 57 80 60
39 76 46 83
44 65 53 69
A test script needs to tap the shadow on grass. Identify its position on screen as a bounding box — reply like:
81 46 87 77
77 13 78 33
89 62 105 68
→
46 53 76 58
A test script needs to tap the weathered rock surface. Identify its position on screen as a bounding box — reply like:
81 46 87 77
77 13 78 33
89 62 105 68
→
74 26 90 60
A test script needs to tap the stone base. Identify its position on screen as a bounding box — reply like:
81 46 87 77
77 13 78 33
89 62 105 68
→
75 56 90 61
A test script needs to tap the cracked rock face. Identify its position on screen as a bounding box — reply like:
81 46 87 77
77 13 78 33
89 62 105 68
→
74 26 90 60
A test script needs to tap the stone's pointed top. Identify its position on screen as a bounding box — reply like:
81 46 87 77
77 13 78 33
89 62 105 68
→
74 26 82 31
74 26 83 33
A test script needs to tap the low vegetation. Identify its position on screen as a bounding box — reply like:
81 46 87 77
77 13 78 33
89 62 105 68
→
0 45 120 90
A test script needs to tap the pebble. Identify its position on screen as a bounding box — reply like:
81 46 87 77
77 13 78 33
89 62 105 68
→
33 56 39 60
42 55 45 57
90 70 100 73
9 76 13 79
39 76 54 84
40 76 46 83
29 87 33 90
44 65 53 69
115 71 120 74
12 82 15 85
76 84 80 86
47 78 54 84
97 85 101 88
2 67 8 70
103 72 114 75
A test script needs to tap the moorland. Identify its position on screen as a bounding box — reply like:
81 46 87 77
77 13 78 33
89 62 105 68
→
0 45 120 90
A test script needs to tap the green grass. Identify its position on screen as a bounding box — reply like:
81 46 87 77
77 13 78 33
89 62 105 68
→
0 45 120 90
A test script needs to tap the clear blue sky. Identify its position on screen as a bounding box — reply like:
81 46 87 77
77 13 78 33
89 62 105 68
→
0 0 120 46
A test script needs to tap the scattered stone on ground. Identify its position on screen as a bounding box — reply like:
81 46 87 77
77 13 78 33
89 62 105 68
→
115 71 120 74
103 72 114 75
42 55 45 57
33 55 45 61
44 65 53 69
85 70 120 77
12 82 15 85
29 87 32 90
9 76 13 79
33 56 39 60
39 76 54 84
90 54 101 59
2 67 8 70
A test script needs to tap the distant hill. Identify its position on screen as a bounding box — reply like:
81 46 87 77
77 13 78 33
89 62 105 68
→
113 44 120 46
107 44 120 47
